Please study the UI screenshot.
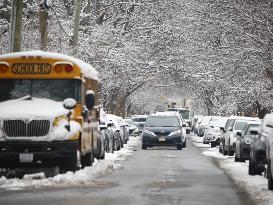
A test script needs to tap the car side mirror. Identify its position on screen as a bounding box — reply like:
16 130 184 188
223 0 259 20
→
100 125 107 130
139 123 144 128
107 122 114 127
182 123 187 127
85 90 95 110
236 131 242 136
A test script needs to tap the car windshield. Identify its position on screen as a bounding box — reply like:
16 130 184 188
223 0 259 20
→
0 79 81 102
167 109 190 119
146 116 180 127
234 121 248 130
246 124 260 135
125 119 134 125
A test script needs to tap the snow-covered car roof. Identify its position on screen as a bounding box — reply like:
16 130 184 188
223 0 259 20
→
106 114 122 121
0 50 98 80
151 111 180 117
228 116 261 121
131 115 148 118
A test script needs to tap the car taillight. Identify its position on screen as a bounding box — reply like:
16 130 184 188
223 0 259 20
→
65 64 73 73
0 64 9 73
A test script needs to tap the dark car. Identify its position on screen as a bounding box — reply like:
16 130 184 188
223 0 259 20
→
234 121 261 162
248 114 273 175
142 112 185 150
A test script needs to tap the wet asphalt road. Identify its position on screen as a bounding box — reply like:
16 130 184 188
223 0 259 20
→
0 138 253 205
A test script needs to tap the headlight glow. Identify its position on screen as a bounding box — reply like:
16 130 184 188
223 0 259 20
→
169 130 181 136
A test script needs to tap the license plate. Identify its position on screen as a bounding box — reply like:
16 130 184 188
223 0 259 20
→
159 137 165 142
19 153 33 163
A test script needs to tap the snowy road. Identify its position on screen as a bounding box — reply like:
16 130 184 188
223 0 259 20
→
0 137 252 205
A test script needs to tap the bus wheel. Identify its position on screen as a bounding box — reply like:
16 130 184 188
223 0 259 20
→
61 150 80 172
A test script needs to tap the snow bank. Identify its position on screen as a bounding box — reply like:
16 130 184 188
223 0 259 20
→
190 134 210 148
199 143 273 205
0 136 140 191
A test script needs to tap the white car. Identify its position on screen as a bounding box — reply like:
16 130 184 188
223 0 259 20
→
221 116 261 156
124 118 139 136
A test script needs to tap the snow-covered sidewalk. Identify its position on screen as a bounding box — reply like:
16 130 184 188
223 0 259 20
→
0 136 141 191
191 134 273 205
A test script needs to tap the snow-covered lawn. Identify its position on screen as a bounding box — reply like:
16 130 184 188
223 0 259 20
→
191 134 273 205
0 136 140 191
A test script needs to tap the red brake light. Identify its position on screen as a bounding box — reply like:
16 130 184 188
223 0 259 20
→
65 64 73 73
54 64 63 73
0 64 9 73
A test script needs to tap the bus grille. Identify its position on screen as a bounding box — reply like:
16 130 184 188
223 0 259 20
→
3 120 51 137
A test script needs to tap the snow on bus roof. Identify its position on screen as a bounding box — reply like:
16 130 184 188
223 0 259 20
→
0 50 98 80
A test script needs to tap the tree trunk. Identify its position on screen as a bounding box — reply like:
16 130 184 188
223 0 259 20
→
72 0 81 55
10 0 23 52
39 4 48 51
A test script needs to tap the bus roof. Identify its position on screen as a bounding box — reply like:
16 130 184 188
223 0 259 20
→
0 50 98 80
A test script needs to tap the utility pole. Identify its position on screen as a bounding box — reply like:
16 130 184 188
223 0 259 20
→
39 0 49 51
10 0 23 52
72 0 81 55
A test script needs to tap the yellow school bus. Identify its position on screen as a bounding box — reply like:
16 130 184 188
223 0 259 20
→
0 50 100 172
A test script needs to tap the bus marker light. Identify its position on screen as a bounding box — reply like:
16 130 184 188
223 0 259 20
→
0 64 9 73
54 65 63 73
65 64 73 73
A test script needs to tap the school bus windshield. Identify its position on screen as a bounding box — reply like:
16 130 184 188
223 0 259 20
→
0 79 81 102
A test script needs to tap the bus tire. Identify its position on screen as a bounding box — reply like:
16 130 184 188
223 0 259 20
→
61 151 80 172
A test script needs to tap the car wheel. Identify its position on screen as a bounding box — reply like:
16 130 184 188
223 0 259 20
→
268 161 273 190
142 144 147 150
228 141 234 156
183 139 186 148
177 144 182 150
219 143 223 153
249 159 254 175
211 142 216 148
223 143 228 156
234 153 239 162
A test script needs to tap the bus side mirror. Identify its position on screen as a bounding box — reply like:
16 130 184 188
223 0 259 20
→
85 90 95 110
63 98 77 131
63 98 77 110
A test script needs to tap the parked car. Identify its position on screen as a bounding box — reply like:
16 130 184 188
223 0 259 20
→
203 116 221 144
198 116 218 137
192 115 203 134
119 119 130 144
221 116 261 156
131 115 148 133
265 113 273 190
124 118 139 136
106 114 123 151
142 112 186 150
234 121 261 162
195 116 204 136
203 117 228 148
